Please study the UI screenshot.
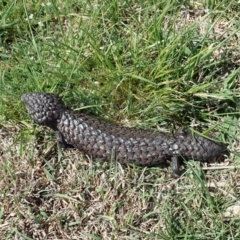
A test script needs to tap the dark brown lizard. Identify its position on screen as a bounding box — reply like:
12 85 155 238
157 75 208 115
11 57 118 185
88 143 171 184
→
21 93 228 177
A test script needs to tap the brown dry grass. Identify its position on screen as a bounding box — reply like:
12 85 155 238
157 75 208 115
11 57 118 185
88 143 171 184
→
0 119 239 239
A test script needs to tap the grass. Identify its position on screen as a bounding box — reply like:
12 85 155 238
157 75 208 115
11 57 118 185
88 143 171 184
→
0 0 240 239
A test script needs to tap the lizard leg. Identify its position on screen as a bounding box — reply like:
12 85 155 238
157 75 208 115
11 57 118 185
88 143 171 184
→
171 156 181 178
55 131 73 148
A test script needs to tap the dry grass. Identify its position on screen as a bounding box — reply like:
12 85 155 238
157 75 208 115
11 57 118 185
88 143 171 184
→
0 120 239 239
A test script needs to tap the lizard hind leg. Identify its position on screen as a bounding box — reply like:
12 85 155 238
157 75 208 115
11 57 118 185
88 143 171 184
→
171 156 182 178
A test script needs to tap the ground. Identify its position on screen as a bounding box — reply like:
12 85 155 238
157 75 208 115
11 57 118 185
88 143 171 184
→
0 1 240 239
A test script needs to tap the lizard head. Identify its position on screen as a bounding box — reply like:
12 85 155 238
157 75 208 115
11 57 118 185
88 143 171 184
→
21 93 65 128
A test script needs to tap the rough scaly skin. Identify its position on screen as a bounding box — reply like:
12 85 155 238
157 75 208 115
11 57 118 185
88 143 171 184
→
21 93 227 177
